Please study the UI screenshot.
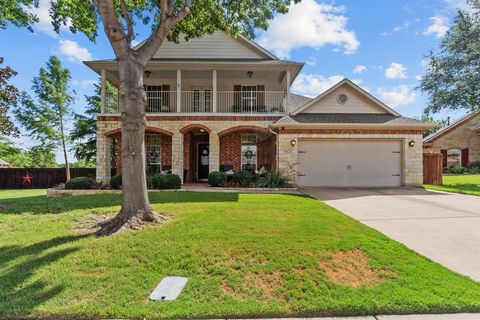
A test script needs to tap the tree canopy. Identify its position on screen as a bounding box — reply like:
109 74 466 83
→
0 57 20 137
14 56 74 179
419 0 480 114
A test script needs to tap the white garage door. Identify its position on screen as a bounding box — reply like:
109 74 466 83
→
297 139 402 187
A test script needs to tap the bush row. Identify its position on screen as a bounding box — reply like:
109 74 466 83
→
207 170 292 188
444 161 480 175
64 174 181 190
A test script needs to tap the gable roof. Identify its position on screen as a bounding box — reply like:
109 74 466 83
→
290 78 400 116
423 111 480 143
137 31 278 60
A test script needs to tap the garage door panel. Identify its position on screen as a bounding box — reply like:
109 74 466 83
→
298 139 402 187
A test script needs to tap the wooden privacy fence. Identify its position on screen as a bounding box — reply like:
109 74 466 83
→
0 168 96 189
423 153 443 185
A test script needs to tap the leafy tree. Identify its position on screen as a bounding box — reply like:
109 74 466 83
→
0 57 20 137
419 0 480 114
0 0 39 31
14 56 73 179
69 158 96 168
417 112 449 138
6 0 302 235
0 136 20 158
70 80 117 163
3 144 58 168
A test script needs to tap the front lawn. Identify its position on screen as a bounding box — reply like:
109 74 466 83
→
425 174 480 196
1 190 480 319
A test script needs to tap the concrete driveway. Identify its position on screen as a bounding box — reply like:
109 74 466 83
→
301 187 480 281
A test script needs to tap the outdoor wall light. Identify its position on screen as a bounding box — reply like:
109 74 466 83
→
247 71 253 78
408 140 416 147
291 139 297 147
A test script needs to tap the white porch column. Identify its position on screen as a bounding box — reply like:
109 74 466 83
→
96 134 112 184
176 69 181 113
285 69 291 112
171 133 184 182
209 132 220 172
212 70 217 113
100 69 106 113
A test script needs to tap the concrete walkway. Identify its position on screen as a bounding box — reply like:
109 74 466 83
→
301 187 480 281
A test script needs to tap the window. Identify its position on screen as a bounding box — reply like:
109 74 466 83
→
447 149 461 167
242 86 257 110
145 134 162 174
241 134 257 144
241 145 257 172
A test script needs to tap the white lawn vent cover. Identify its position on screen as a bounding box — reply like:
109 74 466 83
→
150 276 188 301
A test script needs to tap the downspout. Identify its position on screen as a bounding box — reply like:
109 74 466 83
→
269 125 279 171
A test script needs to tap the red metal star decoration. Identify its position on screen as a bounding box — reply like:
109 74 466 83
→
22 172 33 185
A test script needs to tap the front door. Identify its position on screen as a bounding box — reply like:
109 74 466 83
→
197 143 209 181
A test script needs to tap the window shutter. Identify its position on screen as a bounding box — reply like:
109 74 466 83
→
233 85 241 111
461 148 469 166
162 85 170 109
441 149 447 168
257 85 265 110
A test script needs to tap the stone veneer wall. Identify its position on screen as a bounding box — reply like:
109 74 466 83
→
424 114 480 164
96 116 280 182
277 129 424 186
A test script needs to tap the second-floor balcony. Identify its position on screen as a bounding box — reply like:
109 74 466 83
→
141 90 289 114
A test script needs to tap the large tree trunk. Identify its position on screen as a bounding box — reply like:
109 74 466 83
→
96 56 167 236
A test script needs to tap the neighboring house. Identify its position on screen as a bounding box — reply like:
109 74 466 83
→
0 159 10 168
423 111 480 168
85 31 432 187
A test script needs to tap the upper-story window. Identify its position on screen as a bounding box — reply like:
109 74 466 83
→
145 85 171 112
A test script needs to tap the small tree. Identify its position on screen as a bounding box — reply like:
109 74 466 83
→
15 56 74 179
0 57 20 137
70 80 117 163
5 0 302 235
419 0 480 114
417 112 449 137
2 144 58 168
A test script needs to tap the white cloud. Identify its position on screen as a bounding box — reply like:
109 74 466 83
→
378 85 416 107
58 39 92 62
353 64 367 74
423 16 449 38
258 0 360 59
306 56 317 66
444 0 474 12
292 74 344 97
385 62 407 79
381 20 411 36
415 75 423 81
27 0 71 37
72 79 97 89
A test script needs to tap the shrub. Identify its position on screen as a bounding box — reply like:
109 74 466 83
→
256 170 292 188
208 171 226 187
148 174 181 189
450 165 466 175
233 170 253 187
110 175 122 189
65 177 97 190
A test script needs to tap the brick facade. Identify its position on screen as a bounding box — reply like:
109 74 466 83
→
424 113 480 165
96 118 424 186
219 131 276 171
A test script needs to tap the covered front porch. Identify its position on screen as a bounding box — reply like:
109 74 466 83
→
96 124 277 184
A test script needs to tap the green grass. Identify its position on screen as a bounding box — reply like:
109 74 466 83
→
425 174 480 196
1 190 480 319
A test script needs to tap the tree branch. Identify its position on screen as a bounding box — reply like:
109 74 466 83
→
120 0 135 44
95 0 130 58
136 2 190 65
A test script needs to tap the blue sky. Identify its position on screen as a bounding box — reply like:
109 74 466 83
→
0 0 472 163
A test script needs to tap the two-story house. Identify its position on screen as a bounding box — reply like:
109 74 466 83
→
85 31 432 187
